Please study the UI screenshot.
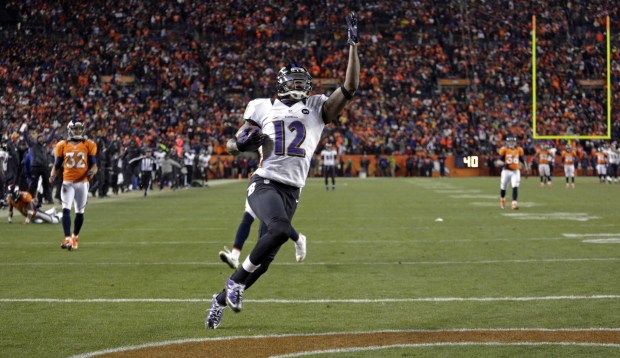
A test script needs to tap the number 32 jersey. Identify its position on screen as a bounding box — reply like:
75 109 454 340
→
54 139 98 182
246 95 328 188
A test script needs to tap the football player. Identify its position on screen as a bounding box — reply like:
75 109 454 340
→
533 143 552 187
561 144 577 188
206 11 360 329
605 142 619 184
321 142 338 191
6 186 60 224
497 136 529 210
592 145 607 183
49 120 98 251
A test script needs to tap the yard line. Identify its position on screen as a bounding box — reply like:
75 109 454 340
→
564 233 620 237
0 236 594 245
1 257 618 266
2 295 620 303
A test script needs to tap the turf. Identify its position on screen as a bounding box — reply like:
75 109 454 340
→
0 177 619 357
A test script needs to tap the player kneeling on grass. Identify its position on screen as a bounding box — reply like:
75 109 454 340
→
6 186 61 224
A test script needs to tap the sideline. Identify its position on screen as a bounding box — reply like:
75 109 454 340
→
68 328 620 358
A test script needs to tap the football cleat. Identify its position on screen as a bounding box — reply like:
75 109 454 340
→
511 201 519 210
500 198 506 210
295 234 307 262
61 237 73 251
72 235 79 250
225 277 245 313
219 247 239 269
205 294 225 329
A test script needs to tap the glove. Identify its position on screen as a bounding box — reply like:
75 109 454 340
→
236 126 266 152
346 11 358 45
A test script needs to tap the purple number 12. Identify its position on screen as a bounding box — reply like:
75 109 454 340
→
274 120 306 157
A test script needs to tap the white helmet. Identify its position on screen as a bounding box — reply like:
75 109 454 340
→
68 120 85 140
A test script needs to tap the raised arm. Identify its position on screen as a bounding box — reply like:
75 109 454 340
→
322 11 361 125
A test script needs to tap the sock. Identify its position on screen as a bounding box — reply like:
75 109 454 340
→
230 257 260 283
216 290 227 306
500 189 506 199
74 213 84 235
62 209 72 237
233 212 255 250
289 226 299 241
512 187 518 201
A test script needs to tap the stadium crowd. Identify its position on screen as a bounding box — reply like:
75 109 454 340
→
1 0 620 201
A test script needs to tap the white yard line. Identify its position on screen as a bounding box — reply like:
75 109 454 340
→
270 342 620 358
2 295 620 304
67 328 620 358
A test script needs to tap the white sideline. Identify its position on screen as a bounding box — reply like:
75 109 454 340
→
66 328 620 358
1 257 618 266
2 294 620 303
271 342 620 357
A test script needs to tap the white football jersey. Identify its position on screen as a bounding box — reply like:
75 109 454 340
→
607 148 619 164
321 149 338 166
248 95 328 188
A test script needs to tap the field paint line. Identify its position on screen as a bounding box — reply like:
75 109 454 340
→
450 194 498 199
504 213 600 221
583 239 620 244
434 189 482 193
270 342 620 357
2 257 619 266
3 295 620 304
0 236 588 246
67 328 620 358
564 233 620 237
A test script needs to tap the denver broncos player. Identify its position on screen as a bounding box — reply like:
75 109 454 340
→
497 136 529 210
592 145 608 183
561 144 577 188
49 120 97 251
533 143 552 187
206 11 360 330
6 186 60 224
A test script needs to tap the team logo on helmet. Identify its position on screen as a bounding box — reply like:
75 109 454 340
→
68 120 85 140
277 64 312 100
506 136 517 149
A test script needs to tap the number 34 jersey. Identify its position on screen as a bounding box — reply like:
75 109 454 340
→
498 146 524 171
54 139 98 182
247 95 328 188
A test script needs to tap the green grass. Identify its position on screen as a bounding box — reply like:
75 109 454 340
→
0 177 619 357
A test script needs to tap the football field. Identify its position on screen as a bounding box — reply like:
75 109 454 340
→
1 177 619 357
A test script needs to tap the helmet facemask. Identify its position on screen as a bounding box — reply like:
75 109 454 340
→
68 121 85 140
277 65 312 100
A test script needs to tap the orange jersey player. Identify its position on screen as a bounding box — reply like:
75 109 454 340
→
533 144 552 187
6 187 60 224
592 147 608 183
49 120 98 251
562 145 577 188
497 136 528 210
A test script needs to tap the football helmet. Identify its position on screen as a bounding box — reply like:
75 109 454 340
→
67 120 85 140
276 64 312 100
11 187 21 202
506 136 517 149
565 145 572 152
